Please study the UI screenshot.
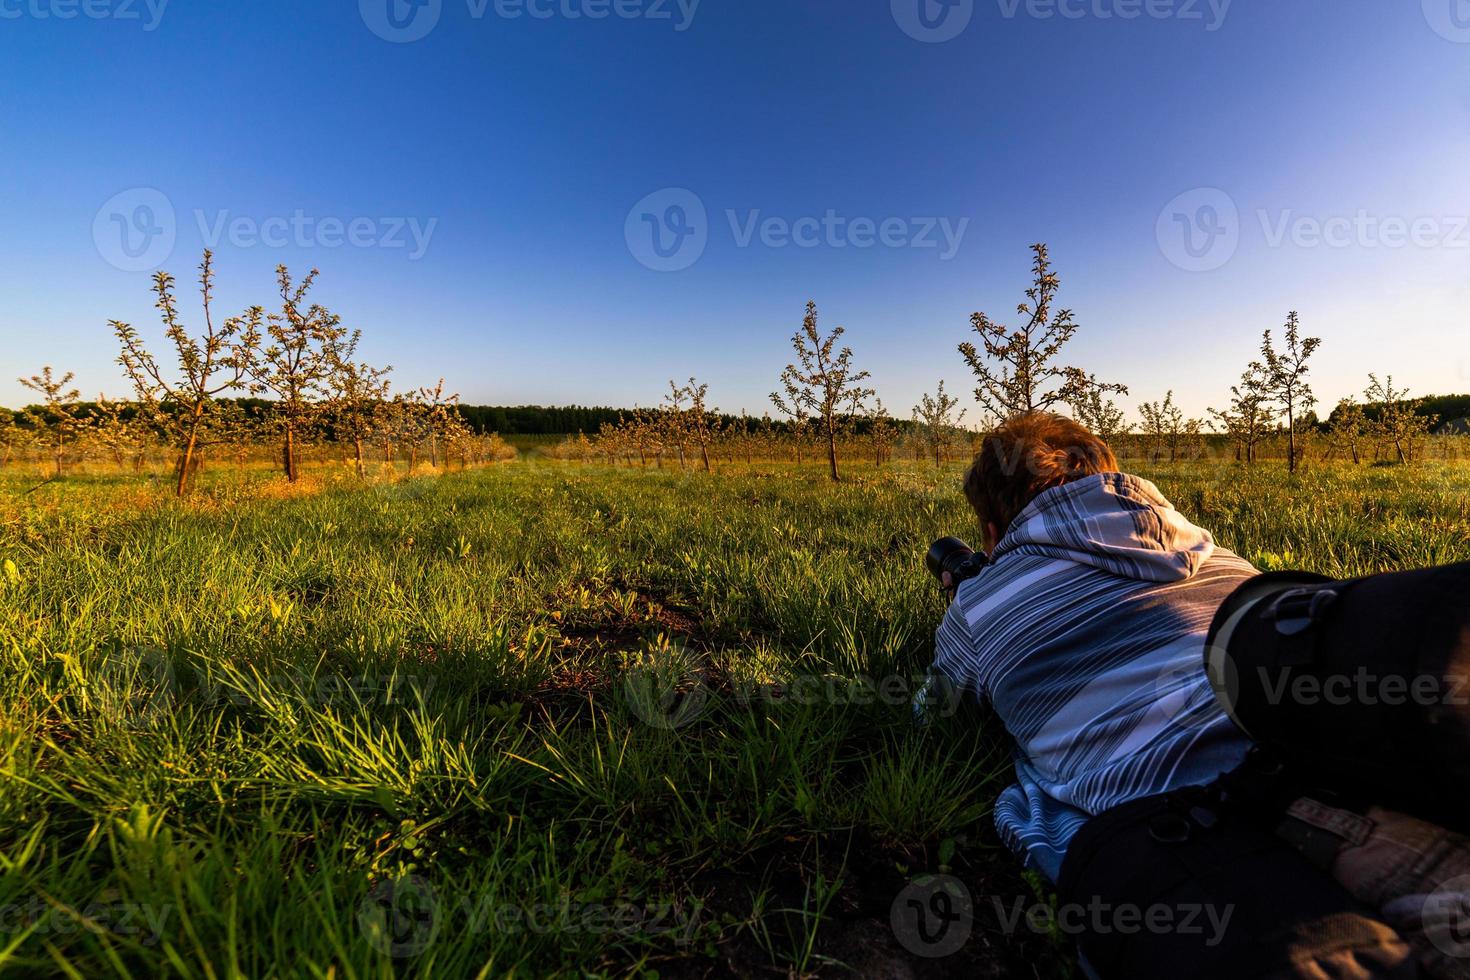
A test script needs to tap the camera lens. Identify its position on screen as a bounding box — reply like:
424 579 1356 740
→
926 537 974 582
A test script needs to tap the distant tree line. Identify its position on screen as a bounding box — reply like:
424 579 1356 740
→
7 243 1468 486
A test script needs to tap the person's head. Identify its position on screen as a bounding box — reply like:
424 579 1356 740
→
963 411 1118 551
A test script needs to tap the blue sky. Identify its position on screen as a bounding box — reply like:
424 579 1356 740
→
2 0 1468 421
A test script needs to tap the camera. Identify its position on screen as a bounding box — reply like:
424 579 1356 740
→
925 536 990 590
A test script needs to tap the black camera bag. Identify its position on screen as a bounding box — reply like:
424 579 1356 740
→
1057 785 1415 979
1204 561 1470 832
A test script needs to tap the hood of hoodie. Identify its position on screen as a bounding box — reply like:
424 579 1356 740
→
991 473 1216 583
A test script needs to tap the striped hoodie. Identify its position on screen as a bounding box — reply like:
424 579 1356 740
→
931 472 1258 881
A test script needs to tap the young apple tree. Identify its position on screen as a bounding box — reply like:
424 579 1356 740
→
1252 312 1321 474
324 329 392 478
912 381 966 466
1068 387 1131 449
959 243 1126 423
248 265 347 482
1365 374 1433 464
1326 398 1365 465
1138 391 1184 464
113 251 260 494
664 378 718 473
18 367 84 477
1208 367 1276 464
771 301 874 482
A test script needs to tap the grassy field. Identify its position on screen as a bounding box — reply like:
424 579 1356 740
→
2 459 1469 977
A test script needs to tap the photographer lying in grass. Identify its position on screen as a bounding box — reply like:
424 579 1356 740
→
924 411 1470 979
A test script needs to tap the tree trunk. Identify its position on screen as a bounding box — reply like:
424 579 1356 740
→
283 424 299 482
354 436 366 478
175 442 201 495
826 424 839 482
1286 406 1297 474
176 412 203 496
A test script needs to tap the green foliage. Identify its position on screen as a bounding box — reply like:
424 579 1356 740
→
2 460 1468 975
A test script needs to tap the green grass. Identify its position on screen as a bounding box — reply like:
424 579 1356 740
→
2 459 1468 977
